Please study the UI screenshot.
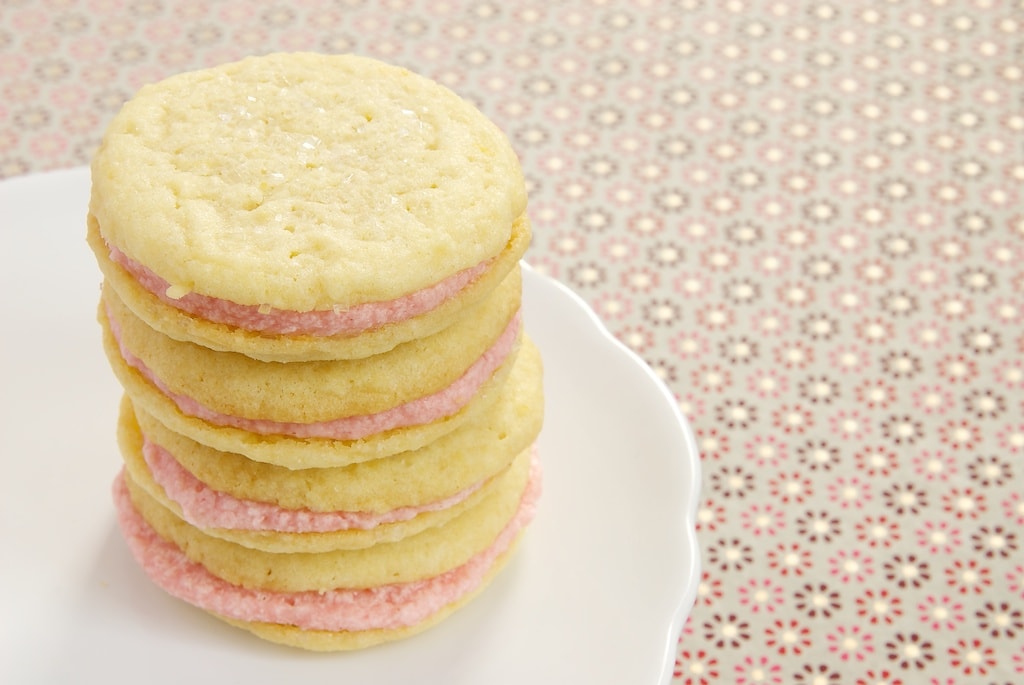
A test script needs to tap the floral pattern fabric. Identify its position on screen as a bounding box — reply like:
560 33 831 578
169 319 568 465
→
2 1 1021 682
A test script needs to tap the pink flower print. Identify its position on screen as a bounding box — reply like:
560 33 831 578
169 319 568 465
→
674 270 712 299
691 364 733 394
981 183 1018 209
993 359 1024 390
28 133 68 160
675 648 719 685
829 409 871 440
827 476 871 510
938 419 981 450
828 625 874 662
780 171 817 196
906 151 943 177
615 325 654 354
915 520 962 555
829 226 869 253
768 472 814 505
918 594 966 631
941 487 987 520
828 344 869 374
930 235 971 262
695 498 726 533
911 450 956 481
772 403 814 434
758 142 793 167
694 303 735 331
1003 492 1024 526
855 445 899 478
854 258 893 286
777 224 816 250
1009 564 1024 599
856 669 902 685
620 266 660 293
737 576 785 614
695 569 724 608
930 181 967 206
703 191 741 216
905 205 944 232
907 320 951 349
945 558 993 595
547 230 587 257
854 378 897 410
740 503 785 537
695 427 730 460
591 293 632 321
830 285 870 313
752 249 791 277
856 588 903 626
773 340 815 369
746 368 789 399
699 245 739 272
605 182 644 207
744 434 788 467
829 549 874 584
907 262 948 290
947 638 997 676
734 654 783 685
675 216 716 245
756 195 792 220
855 202 892 229
764 618 812 656
910 384 955 414
677 392 705 421
855 515 902 549
933 292 975 321
767 542 813 577
935 354 979 384
597 231 637 261
672 330 710 360
988 296 1024 325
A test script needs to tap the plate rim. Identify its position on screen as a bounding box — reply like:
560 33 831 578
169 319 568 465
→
520 261 702 684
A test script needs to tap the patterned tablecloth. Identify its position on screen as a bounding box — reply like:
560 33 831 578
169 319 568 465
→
3 1 1021 682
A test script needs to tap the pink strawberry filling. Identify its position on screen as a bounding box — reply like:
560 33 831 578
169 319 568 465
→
112 451 542 633
108 307 520 439
107 242 491 336
142 436 483 533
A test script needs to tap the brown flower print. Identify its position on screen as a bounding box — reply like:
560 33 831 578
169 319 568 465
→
884 554 931 591
975 601 1023 639
795 510 841 544
793 582 842 619
885 632 935 670
702 612 751 649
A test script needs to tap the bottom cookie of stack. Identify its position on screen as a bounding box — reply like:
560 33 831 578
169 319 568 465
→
113 445 541 651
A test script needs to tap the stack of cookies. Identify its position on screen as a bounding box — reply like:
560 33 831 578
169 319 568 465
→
86 53 543 651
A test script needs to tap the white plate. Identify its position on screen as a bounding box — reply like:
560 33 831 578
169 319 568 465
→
0 168 700 685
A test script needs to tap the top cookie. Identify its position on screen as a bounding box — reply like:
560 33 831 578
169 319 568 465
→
89 53 526 312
